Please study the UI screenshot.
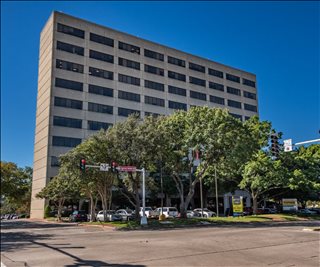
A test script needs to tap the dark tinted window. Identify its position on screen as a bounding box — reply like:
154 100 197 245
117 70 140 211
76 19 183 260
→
88 84 113 97
245 116 251 121
144 80 164 91
57 23 85 39
244 103 257 112
56 59 83 73
118 74 140 86
210 96 225 105
51 156 60 167
119 41 140 54
145 95 165 107
227 86 241 96
52 136 82 147
189 62 205 73
55 78 83 91
88 102 113 114
226 73 240 83
118 107 140 117
54 97 82 110
119 58 140 70
53 116 82 128
144 64 164 76
168 56 185 67
230 113 242 120
168 71 186 81
57 41 84 56
208 68 223 78
243 91 256 100
168 101 187 111
145 111 161 117
209 82 224 92
243 78 256 88
89 67 113 80
190 91 206 101
89 50 114 63
228 100 242 109
88 120 112 131
118 90 140 102
90 33 114 47
168 85 186 96
144 49 164 61
189 76 206 87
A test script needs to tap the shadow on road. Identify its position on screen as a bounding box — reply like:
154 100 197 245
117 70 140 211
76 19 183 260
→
1 219 76 230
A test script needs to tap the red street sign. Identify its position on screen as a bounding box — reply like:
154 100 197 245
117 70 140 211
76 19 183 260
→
119 166 137 172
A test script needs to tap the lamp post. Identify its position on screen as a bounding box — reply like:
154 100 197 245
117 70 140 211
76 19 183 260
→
215 165 219 217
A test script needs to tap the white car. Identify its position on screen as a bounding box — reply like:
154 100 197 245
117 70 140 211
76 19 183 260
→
194 208 216 218
139 207 153 218
115 209 134 221
154 207 179 218
96 210 122 222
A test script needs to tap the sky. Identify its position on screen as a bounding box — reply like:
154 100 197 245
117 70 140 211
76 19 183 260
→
1 1 319 168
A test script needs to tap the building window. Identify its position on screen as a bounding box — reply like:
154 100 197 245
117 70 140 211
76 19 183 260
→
189 76 206 87
88 84 113 97
57 23 85 39
226 73 240 83
119 58 140 70
168 85 186 96
230 113 243 120
118 74 140 86
57 41 84 56
144 64 164 76
168 71 186 82
227 86 241 96
54 97 83 110
56 59 83 73
144 49 164 61
88 102 113 114
88 120 112 131
145 95 165 107
243 78 256 88
53 116 82 128
228 100 242 109
168 101 187 111
244 103 257 112
145 112 161 117
119 41 140 54
190 91 206 101
210 96 225 105
245 116 251 121
208 68 224 78
118 90 140 102
89 67 113 80
51 156 60 167
243 91 256 100
55 78 83 91
90 32 114 47
168 56 185 67
144 80 164 91
52 136 82 147
189 62 205 73
209 82 224 92
118 107 140 117
89 50 114 63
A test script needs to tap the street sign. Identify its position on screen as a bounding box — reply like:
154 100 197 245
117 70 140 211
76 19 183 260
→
232 196 243 216
119 166 137 172
100 163 109 171
283 139 293 152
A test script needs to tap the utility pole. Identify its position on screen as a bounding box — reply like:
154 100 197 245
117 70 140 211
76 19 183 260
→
215 165 219 217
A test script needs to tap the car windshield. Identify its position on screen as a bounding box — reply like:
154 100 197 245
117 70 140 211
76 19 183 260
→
126 209 133 214
144 207 152 211
169 208 177 211
203 209 211 212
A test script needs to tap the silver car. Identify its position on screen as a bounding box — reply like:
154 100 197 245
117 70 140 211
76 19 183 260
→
96 210 122 222
115 209 134 221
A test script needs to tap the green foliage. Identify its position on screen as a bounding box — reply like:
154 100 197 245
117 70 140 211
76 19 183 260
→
44 205 51 218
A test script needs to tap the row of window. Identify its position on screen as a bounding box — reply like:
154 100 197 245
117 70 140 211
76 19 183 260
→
56 23 256 88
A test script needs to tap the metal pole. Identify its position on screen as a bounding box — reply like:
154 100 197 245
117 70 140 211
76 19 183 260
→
200 177 203 217
160 162 163 214
140 168 147 225
215 165 219 217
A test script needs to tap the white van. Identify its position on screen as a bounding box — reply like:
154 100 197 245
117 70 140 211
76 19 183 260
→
154 207 178 218
139 207 153 218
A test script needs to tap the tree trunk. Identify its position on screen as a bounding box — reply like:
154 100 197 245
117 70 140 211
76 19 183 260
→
252 194 258 215
57 199 63 222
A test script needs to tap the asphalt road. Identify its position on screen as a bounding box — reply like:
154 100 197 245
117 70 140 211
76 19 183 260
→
1 219 319 267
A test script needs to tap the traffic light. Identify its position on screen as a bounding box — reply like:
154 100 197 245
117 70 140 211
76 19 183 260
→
270 133 279 158
80 159 86 172
111 161 118 173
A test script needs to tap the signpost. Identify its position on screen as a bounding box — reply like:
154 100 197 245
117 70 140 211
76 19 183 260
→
232 196 243 216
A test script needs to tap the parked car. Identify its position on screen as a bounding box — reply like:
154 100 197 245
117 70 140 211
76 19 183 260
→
96 210 122 222
298 209 317 215
153 207 179 218
186 210 201 218
115 209 134 221
309 208 320 215
69 210 88 222
193 208 216 218
139 207 153 218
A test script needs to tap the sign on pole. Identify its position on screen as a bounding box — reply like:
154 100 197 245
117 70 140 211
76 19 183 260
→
100 163 109 171
283 139 293 152
232 196 243 216
119 166 137 172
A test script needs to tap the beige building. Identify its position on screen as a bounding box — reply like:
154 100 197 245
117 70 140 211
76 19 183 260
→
31 11 259 218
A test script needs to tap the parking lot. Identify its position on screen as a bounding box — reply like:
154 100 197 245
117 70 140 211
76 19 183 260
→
1 219 319 267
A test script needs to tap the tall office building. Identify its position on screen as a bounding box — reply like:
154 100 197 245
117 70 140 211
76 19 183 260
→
31 11 258 218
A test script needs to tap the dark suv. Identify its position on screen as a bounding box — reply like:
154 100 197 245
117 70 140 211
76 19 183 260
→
69 210 88 222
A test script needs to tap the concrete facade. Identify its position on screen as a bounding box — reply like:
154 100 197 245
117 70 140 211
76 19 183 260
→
31 11 259 218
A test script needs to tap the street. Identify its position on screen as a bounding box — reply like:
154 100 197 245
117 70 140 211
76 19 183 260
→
1 220 319 267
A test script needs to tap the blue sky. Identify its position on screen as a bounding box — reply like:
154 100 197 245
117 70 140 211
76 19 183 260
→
1 1 319 168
